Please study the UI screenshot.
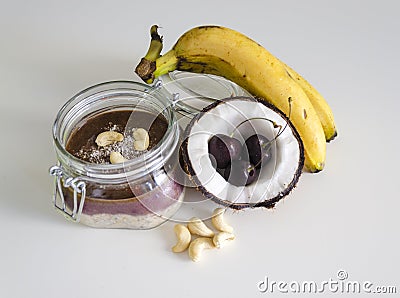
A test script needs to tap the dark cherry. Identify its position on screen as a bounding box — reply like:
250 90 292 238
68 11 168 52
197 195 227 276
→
216 167 226 177
208 154 226 178
208 153 218 169
208 134 242 169
243 134 272 169
223 160 259 186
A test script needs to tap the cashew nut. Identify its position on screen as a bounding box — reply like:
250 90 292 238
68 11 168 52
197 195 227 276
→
109 151 127 164
133 128 149 151
187 217 214 237
172 224 191 253
211 208 234 233
95 131 124 147
188 237 215 262
213 232 235 248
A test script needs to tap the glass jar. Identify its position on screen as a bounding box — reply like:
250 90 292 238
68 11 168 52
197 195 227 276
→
49 81 184 229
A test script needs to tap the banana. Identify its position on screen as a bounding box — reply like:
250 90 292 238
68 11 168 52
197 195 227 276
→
135 25 327 172
281 62 337 142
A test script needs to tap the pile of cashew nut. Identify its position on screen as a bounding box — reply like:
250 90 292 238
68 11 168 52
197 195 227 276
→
172 208 235 262
94 128 150 164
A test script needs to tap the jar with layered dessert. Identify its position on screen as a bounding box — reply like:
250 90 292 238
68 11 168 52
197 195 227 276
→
50 81 184 229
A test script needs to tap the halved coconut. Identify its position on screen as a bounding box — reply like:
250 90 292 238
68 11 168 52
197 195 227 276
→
181 97 304 209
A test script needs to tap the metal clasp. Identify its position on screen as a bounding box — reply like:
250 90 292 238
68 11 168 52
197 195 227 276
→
49 165 86 222
143 78 163 93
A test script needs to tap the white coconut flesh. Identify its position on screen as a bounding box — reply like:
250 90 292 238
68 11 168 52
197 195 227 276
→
185 98 303 206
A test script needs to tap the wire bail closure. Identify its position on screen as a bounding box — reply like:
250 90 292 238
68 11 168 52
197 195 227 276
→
49 165 86 222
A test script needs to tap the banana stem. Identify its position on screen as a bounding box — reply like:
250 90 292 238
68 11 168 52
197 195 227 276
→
145 25 163 61
135 25 163 83
153 50 179 79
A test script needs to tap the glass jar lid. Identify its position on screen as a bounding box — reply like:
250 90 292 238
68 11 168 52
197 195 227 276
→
160 71 251 117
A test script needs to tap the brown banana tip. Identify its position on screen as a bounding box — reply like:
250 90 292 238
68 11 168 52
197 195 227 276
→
150 25 162 42
303 162 325 173
326 131 338 143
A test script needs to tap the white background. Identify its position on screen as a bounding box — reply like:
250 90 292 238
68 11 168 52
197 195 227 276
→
1 0 399 297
